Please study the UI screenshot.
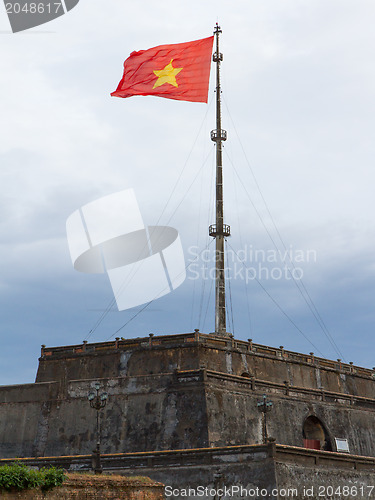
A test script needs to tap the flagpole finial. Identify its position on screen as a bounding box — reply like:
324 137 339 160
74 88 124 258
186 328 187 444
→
214 23 222 35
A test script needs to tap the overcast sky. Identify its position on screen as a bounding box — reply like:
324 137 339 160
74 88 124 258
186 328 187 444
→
1 0 375 385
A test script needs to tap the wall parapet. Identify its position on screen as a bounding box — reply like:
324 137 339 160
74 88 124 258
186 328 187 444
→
39 333 375 381
275 444 375 471
1 444 374 473
194 369 375 410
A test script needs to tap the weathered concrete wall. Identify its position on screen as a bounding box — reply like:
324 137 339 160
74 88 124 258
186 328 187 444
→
0 445 279 500
110 445 375 500
35 339 201 383
0 382 58 457
276 461 374 500
1 445 374 500
0 372 210 458
35 335 375 399
198 343 375 399
0 371 373 458
204 373 375 457
41 372 209 456
0 333 374 459
0 474 164 500
146 458 278 500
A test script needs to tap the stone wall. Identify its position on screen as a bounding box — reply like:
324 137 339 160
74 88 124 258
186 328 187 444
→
1 444 374 500
0 382 58 457
0 333 374 459
204 371 375 456
276 462 373 500
35 334 375 399
109 444 375 500
275 446 375 500
0 474 164 500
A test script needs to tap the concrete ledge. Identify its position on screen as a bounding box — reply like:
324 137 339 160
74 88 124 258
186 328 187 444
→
39 333 375 380
1 444 374 471
275 444 375 470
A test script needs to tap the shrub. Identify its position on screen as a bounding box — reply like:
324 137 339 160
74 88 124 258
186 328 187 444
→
0 462 65 492
40 466 66 491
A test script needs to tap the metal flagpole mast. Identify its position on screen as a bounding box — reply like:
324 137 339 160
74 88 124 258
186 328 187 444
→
209 24 230 336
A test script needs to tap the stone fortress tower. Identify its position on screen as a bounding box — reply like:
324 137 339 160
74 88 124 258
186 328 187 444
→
1 26 374 499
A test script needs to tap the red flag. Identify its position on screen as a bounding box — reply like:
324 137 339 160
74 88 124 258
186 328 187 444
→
111 36 214 103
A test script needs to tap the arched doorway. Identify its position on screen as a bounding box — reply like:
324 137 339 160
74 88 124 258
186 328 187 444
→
303 415 332 451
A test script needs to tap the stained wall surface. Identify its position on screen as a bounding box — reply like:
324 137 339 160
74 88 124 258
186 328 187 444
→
1 443 374 500
0 333 374 459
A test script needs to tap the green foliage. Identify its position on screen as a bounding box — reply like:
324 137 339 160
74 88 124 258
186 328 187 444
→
40 466 66 491
0 462 65 492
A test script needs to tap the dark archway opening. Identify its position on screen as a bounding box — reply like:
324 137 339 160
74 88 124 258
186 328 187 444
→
303 415 332 451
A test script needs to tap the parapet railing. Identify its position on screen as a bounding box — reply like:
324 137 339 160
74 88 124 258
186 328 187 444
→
1 443 374 472
201 369 375 408
40 331 375 379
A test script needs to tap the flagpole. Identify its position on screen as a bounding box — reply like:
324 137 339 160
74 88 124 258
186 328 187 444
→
209 24 230 336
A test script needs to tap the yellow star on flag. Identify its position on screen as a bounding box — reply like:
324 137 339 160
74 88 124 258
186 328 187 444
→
153 59 183 89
